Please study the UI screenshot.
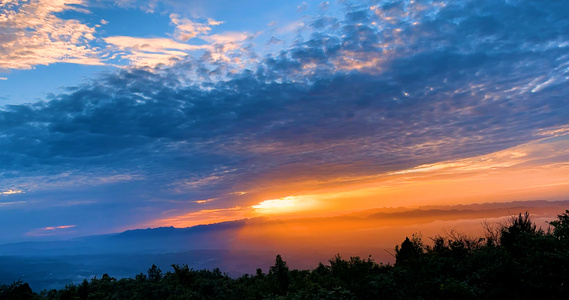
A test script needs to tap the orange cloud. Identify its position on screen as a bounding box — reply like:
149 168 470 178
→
26 224 77 237
0 0 102 70
42 225 76 231
152 206 252 228
170 14 223 41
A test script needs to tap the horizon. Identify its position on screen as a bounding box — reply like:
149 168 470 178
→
1 199 568 291
1 198 567 244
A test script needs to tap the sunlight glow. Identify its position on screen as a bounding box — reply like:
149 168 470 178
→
149 129 569 228
252 196 315 214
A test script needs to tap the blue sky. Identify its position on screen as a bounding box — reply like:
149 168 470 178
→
1 0 569 243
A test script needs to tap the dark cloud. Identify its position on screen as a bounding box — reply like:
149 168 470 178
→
266 36 284 45
1 0 568 241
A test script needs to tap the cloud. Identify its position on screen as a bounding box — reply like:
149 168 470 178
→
297 2 308 13
389 134 569 177
170 13 223 41
198 31 253 64
266 36 284 45
154 206 248 227
0 0 102 70
104 36 205 53
42 225 76 231
203 32 249 45
0 189 23 195
101 17 246 68
0 201 27 207
106 0 157 13
26 224 77 237
104 36 210 66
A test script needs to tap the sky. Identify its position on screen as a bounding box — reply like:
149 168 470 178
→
1 0 569 243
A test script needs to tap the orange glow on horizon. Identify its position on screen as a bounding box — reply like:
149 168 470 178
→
149 130 569 229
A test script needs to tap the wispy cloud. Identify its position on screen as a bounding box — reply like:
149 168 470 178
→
297 2 308 13
0 201 27 207
170 14 223 41
104 36 209 66
25 224 77 237
0 189 23 195
42 225 76 231
154 206 248 228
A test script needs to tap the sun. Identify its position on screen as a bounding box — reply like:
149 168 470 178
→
252 196 314 214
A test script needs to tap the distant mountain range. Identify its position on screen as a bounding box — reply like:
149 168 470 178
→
1 199 568 291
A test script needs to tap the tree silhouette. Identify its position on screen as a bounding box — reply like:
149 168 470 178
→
549 210 569 240
500 212 543 252
0 280 35 300
268 254 290 295
147 264 162 282
395 235 423 266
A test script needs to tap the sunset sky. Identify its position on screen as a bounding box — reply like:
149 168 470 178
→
1 0 569 244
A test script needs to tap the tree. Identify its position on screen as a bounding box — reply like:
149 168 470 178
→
499 212 543 251
77 279 89 300
147 264 162 282
0 280 36 300
171 264 194 286
549 210 569 240
268 254 290 295
395 235 423 266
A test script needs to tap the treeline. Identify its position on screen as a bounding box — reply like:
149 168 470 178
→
2 211 569 299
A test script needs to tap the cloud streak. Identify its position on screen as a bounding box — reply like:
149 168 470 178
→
26 224 77 237
103 36 210 67
0 189 23 195
42 225 76 231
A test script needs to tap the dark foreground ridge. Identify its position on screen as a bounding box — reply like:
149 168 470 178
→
2 210 569 300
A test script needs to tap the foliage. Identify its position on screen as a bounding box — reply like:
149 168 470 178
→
2 211 569 299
